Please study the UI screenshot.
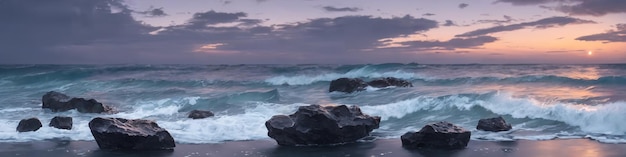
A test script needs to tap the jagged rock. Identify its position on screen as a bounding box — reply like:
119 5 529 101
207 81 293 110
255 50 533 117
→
89 117 175 150
367 77 413 88
68 98 110 113
17 118 42 132
265 104 380 146
41 91 111 113
328 78 368 93
477 116 512 132
42 91 73 112
187 110 214 119
49 116 72 130
401 121 471 149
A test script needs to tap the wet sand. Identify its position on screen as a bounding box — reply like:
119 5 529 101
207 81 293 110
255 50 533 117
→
1 139 625 157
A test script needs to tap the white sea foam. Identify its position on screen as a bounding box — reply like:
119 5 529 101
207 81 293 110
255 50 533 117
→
360 92 626 143
264 67 419 85
160 102 303 143
2 93 626 144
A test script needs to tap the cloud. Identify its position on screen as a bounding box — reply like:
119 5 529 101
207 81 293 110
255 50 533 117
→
495 0 626 16
0 0 448 64
184 11 259 29
210 15 439 55
0 0 152 63
459 3 469 9
136 7 167 17
322 6 362 12
475 15 514 25
457 16 595 37
494 0 555 5
576 24 626 42
443 20 457 26
557 0 626 16
422 13 436 16
398 36 498 50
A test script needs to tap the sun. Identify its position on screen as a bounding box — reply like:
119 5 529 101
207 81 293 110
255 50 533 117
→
587 51 593 56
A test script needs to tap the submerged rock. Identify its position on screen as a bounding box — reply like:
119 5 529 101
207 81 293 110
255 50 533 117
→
401 121 470 149
477 116 512 132
187 110 214 119
17 118 42 132
328 78 368 93
88 117 175 150
42 91 73 112
367 77 413 88
41 91 112 113
265 104 380 146
68 98 110 113
49 116 72 130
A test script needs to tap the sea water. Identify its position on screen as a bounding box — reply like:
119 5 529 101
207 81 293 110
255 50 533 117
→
0 64 625 143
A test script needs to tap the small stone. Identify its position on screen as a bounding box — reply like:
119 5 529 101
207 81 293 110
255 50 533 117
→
17 118 42 132
49 116 72 130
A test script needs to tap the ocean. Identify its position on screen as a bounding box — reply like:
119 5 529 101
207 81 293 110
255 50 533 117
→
1 64 625 144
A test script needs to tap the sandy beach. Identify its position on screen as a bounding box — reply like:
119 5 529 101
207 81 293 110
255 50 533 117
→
1 138 624 157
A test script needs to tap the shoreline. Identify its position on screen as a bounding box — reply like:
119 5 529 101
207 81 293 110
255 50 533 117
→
1 138 625 157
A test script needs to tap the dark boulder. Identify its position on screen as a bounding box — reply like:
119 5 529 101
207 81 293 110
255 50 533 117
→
476 116 512 132
49 116 73 130
68 98 111 113
17 118 42 132
41 91 111 113
265 104 380 146
367 77 413 88
328 78 368 93
88 117 175 150
42 91 73 112
401 121 471 149
187 110 214 119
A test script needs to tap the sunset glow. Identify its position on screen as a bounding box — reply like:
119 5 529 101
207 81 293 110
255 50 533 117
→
0 0 624 64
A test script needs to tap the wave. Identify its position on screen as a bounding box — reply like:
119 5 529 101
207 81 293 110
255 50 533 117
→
416 75 626 85
179 89 280 112
265 66 420 85
359 92 626 143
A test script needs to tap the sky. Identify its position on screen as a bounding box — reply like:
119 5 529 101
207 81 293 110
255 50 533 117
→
0 0 625 64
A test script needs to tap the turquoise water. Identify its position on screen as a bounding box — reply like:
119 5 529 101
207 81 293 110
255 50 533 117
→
0 64 625 143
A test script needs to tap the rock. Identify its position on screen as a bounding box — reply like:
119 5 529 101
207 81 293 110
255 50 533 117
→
41 91 111 113
265 104 380 146
367 77 413 88
42 91 73 112
17 118 42 132
88 117 175 150
187 110 214 119
401 121 471 149
68 98 111 113
49 116 72 130
476 116 512 132
328 78 368 93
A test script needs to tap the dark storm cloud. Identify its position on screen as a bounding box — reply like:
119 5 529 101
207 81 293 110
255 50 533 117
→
322 6 362 12
0 0 449 64
557 0 626 16
184 11 251 29
457 16 595 37
459 3 469 9
0 0 152 63
495 0 626 16
210 15 439 54
576 24 626 42
399 36 498 50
